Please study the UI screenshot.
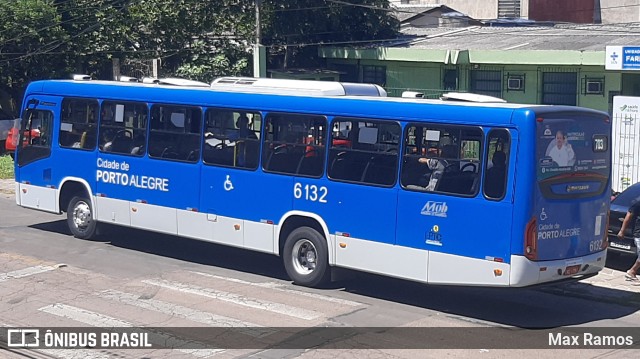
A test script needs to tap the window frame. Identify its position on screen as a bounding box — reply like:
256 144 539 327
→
98 100 148 157
59 98 99 151
400 122 484 196
327 116 401 187
202 107 263 170
262 112 328 178
148 104 203 163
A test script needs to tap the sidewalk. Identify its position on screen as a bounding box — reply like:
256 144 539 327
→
0 178 14 200
0 178 639 305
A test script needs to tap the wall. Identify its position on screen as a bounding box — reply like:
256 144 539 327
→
528 0 595 23
599 0 640 23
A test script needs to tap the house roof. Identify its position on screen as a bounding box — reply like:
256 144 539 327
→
393 4 449 23
398 24 640 51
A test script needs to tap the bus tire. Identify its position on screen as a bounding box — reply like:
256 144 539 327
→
283 226 330 287
67 196 97 239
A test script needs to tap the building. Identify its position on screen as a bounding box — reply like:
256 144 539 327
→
319 22 640 113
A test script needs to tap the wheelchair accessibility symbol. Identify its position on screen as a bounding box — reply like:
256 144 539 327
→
224 175 234 191
540 208 548 221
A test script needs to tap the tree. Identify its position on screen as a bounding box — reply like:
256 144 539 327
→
261 0 398 69
0 0 67 112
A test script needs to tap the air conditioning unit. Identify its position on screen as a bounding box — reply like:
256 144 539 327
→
586 80 603 94
507 76 523 90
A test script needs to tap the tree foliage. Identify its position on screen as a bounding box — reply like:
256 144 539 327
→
0 0 398 110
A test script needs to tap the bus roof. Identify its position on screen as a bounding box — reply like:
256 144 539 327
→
24 79 606 127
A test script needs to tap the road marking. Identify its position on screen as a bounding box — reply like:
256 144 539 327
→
38 304 223 358
96 289 275 337
0 265 59 282
1 321 111 359
143 278 321 320
191 271 363 307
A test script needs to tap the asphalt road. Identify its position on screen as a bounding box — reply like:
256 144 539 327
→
0 195 639 358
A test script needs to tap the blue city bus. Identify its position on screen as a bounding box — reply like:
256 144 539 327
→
12 77 611 287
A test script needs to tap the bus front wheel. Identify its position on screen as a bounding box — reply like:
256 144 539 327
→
67 196 97 239
283 226 330 287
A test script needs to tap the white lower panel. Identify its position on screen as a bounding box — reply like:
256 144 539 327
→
428 251 510 286
14 181 19 205
130 202 176 235
510 251 606 287
95 196 130 226
213 215 244 248
244 221 275 254
177 210 213 241
18 184 57 213
335 236 428 282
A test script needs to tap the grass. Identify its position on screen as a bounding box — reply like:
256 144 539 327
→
0 154 14 179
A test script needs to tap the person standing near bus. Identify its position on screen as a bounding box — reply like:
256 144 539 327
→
617 196 640 281
547 130 575 166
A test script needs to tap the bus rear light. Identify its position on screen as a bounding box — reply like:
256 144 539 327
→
524 217 537 260
187 207 198 212
336 232 350 237
46 185 56 189
601 215 609 250
536 117 544 122
136 199 147 204
22 181 30 185
260 219 274 224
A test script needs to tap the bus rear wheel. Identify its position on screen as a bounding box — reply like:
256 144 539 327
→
67 196 97 239
283 226 330 287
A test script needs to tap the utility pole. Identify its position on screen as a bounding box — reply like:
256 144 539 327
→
253 0 266 78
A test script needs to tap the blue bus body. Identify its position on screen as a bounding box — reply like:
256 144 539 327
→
13 79 611 287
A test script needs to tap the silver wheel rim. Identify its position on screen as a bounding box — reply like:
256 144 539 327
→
72 201 92 231
291 239 317 275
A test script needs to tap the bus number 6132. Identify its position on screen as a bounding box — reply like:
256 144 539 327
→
294 183 328 203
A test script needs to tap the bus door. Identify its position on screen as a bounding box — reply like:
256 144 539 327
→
15 96 58 212
199 109 277 251
326 118 401 273
533 111 610 261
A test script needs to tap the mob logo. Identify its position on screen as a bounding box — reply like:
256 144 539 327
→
420 201 448 217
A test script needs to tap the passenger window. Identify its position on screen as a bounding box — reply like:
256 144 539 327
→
149 105 202 162
484 129 510 199
328 117 400 186
401 124 482 195
60 99 98 150
262 113 327 177
99 101 148 156
203 109 261 169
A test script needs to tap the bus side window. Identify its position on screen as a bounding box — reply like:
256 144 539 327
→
148 105 201 162
483 129 510 200
203 109 262 169
262 113 327 177
99 101 148 156
401 125 482 195
328 118 400 186
60 98 98 150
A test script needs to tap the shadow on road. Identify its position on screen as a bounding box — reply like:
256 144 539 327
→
29 219 640 329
